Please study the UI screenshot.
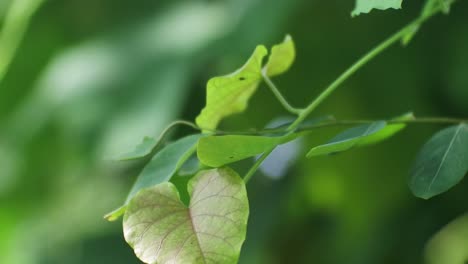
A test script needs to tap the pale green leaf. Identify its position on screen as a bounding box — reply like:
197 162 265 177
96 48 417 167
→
425 213 468 264
306 121 387 157
351 0 403 16
114 136 157 161
123 167 249 264
105 134 202 221
197 133 300 167
264 35 295 77
409 124 468 199
196 45 268 130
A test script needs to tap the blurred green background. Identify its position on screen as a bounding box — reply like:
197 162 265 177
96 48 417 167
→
1 0 467 263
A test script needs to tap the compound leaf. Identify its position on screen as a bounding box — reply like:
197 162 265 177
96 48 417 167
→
123 167 249 264
409 124 468 199
197 133 300 167
196 46 268 130
352 0 403 16
306 121 387 157
264 35 295 77
105 134 203 221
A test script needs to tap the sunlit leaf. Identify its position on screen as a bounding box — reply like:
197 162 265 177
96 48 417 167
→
409 124 468 199
123 167 249 264
114 137 157 161
351 0 402 16
196 45 268 130
307 121 387 157
197 133 300 167
264 35 295 77
105 134 202 221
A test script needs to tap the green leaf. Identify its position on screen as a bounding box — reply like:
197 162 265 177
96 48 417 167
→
197 133 300 167
351 0 403 16
105 134 203 221
114 136 157 161
425 213 468 264
409 124 468 199
196 45 268 130
359 112 414 145
123 167 249 264
306 121 387 157
264 35 295 77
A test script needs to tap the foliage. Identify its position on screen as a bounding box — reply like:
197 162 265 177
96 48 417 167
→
105 1 467 263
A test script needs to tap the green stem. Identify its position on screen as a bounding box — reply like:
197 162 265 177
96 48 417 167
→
242 6 450 183
262 69 303 115
0 0 45 83
287 19 426 131
244 149 273 183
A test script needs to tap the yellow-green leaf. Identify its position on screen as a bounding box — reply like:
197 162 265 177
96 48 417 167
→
195 45 268 130
264 35 295 77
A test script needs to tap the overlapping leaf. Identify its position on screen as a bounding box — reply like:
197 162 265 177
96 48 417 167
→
409 124 468 199
197 133 300 167
114 136 158 161
352 0 403 16
105 134 203 221
307 121 387 157
123 167 249 264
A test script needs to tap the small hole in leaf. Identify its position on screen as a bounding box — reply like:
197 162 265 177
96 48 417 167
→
229 156 234 159
239 77 246 81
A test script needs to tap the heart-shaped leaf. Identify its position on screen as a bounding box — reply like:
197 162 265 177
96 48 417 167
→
263 35 295 77
105 134 203 221
196 45 268 130
352 0 403 17
197 133 300 167
306 121 387 157
123 167 249 264
409 124 468 199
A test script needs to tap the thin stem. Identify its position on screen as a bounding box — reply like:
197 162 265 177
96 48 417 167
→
262 69 303 115
209 117 467 136
242 4 454 182
287 19 424 131
243 149 273 183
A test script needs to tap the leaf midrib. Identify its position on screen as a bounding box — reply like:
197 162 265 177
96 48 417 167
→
426 125 462 193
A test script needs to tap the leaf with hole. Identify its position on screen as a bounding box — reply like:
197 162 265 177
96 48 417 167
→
123 167 249 264
351 0 403 16
196 45 267 130
105 134 203 221
263 34 295 77
198 133 301 167
409 124 468 199
306 121 388 157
